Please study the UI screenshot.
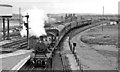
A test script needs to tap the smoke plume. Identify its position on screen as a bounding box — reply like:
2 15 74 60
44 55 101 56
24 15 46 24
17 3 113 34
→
20 8 47 38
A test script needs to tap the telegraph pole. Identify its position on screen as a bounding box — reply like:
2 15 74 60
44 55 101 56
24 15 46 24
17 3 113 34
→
102 6 104 31
19 7 21 26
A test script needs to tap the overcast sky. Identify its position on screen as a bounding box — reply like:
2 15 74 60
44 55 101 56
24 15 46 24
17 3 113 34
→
0 0 119 14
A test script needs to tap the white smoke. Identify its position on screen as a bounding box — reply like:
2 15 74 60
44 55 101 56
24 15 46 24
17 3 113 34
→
20 8 48 38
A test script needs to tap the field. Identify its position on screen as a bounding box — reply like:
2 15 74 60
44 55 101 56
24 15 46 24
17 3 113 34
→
81 24 118 47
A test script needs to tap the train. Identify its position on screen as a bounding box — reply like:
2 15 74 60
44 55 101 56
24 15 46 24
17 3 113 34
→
29 18 94 67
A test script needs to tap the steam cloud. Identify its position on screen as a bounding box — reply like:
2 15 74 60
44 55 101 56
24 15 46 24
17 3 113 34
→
20 8 47 38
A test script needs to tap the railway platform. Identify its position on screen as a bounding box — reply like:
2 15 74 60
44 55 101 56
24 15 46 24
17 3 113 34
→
0 49 32 71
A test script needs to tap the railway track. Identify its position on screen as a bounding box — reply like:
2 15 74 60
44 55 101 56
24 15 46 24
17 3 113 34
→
2 39 27 48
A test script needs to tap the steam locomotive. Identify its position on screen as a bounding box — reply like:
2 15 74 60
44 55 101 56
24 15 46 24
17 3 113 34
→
30 28 59 67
